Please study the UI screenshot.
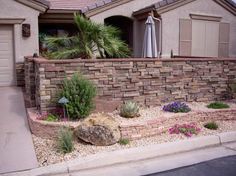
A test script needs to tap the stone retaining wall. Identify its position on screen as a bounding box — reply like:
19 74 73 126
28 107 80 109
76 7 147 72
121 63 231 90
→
24 57 236 113
16 62 25 88
120 110 236 140
27 108 79 139
27 107 236 140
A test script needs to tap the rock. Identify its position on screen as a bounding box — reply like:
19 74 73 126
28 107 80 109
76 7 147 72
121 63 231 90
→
75 113 121 146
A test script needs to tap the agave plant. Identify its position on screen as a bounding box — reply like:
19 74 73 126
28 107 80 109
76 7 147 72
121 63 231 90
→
120 101 140 118
44 14 130 59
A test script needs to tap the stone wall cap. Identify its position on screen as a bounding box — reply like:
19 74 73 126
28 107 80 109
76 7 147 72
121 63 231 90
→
26 57 236 64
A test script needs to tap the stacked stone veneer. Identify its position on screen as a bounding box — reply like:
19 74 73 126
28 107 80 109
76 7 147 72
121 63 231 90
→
27 107 236 140
16 62 25 88
24 57 236 113
120 110 236 140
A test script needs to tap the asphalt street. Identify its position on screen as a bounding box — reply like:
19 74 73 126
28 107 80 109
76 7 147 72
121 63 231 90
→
147 156 236 176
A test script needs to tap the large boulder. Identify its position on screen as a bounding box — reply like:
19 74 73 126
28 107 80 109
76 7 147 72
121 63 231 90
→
75 113 121 146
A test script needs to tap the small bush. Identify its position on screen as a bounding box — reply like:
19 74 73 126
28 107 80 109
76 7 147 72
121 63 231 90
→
207 102 230 109
169 123 201 137
120 101 140 118
60 73 97 120
163 102 191 113
204 122 218 130
119 138 130 145
46 114 59 122
57 128 74 154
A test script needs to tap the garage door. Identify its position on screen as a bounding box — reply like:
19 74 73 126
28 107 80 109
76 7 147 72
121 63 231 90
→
0 25 15 86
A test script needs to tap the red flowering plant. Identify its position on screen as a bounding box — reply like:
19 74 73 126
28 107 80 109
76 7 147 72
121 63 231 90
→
36 107 68 122
169 122 201 137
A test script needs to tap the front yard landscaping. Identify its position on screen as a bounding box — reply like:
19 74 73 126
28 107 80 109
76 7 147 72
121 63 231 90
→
25 18 236 167
30 101 236 166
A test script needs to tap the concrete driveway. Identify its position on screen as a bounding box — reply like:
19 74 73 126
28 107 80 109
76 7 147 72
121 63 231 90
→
0 87 38 174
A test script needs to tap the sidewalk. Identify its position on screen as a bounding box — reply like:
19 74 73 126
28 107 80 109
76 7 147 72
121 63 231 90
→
2 131 236 176
0 87 38 174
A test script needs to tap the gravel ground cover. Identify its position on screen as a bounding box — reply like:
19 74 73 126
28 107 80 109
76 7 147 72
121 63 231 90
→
111 101 236 125
32 101 236 166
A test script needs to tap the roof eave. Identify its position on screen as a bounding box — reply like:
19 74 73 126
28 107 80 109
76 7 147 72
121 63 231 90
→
133 0 236 17
46 9 82 14
15 0 49 13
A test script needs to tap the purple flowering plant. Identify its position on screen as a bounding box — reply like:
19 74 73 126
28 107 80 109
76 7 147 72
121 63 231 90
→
169 123 201 137
163 101 191 113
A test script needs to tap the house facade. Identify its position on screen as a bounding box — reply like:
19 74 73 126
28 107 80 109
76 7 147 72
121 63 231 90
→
0 0 236 86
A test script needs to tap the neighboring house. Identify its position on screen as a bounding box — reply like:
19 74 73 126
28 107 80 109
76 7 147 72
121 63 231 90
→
0 0 236 86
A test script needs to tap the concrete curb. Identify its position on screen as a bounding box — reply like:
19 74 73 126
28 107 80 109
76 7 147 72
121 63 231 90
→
2 131 236 176
216 131 236 143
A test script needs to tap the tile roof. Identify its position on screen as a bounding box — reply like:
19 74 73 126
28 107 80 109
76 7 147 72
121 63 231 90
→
45 0 115 12
39 0 236 13
134 0 236 15
152 0 236 9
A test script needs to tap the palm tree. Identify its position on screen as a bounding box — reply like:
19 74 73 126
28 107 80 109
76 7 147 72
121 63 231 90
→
44 14 131 59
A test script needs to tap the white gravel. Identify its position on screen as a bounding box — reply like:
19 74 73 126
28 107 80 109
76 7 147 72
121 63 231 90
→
109 101 236 125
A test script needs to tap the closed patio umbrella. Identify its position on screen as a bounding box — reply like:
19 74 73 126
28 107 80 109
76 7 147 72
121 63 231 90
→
142 16 158 58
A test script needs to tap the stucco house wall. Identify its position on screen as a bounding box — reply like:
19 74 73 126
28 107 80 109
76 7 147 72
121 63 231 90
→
161 0 236 58
0 0 40 63
88 0 236 58
89 0 162 23
88 0 162 58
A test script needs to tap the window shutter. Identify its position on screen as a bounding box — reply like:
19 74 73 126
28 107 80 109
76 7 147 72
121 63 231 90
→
179 19 192 56
219 23 230 57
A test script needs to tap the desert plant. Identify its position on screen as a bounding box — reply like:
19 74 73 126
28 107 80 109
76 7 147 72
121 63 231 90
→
207 102 230 109
46 114 58 122
204 122 218 130
120 101 140 118
60 73 97 120
57 128 74 154
44 14 130 59
169 123 201 137
163 102 191 113
119 138 130 145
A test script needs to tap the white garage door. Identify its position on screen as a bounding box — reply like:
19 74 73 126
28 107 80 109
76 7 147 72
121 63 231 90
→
0 25 15 86
192 20 219 57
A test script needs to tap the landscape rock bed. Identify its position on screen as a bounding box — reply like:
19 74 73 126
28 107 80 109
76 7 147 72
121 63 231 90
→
30 101 236 166
28 102 236 140
27 108 80 139
118 102 236 140
33 120 236 167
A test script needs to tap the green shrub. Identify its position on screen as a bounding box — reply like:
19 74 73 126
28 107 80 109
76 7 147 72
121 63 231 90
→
46 114 58 122
60 73 97 120
57 128 74 154
120 101 140 118
204 122 218 130
119 138 130 145
207 102 230 109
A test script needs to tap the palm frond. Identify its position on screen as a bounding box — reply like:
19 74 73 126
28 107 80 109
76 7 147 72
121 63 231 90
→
44 14 131 59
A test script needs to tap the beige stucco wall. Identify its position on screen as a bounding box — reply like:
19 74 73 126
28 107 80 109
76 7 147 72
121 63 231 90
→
161 0 236 57
89 0 162 57
89 0 162 23
0 0 40 62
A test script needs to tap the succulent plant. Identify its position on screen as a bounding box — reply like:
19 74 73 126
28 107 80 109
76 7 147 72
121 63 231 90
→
120 101 140 118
